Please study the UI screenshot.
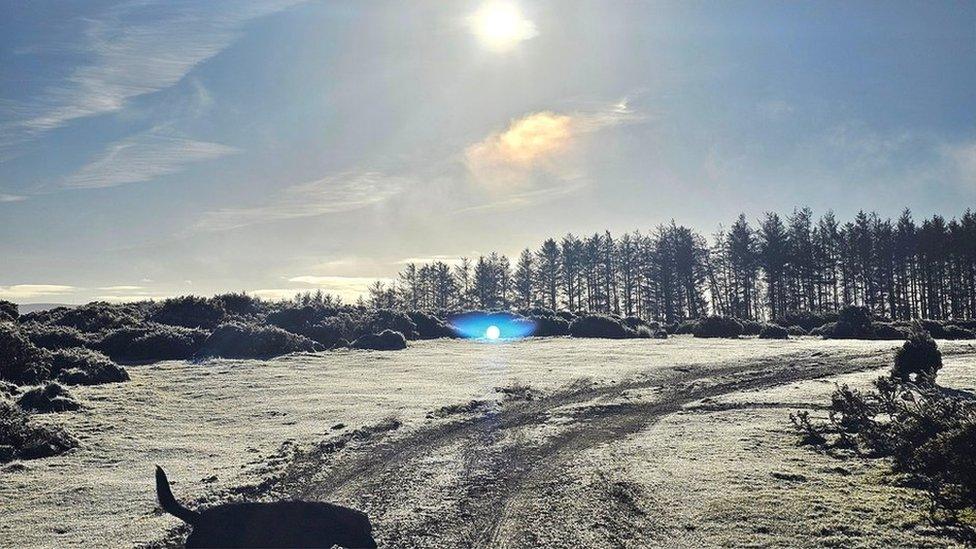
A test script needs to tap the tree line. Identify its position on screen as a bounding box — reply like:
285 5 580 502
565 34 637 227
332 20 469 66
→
364 208 976 323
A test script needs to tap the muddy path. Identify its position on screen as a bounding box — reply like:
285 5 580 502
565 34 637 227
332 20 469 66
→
246 346 919 548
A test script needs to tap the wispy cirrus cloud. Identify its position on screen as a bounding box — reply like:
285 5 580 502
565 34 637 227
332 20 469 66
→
62 129 237 189
1 1 302 154
0 194 27 203
196 171 407 231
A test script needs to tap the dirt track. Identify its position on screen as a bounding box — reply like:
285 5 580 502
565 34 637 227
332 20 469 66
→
256 346 906 548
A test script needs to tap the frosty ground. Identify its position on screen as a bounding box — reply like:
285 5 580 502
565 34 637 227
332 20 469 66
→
1 337 974 548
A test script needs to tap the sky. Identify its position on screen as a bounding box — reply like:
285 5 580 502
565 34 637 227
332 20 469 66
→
1 0 974 304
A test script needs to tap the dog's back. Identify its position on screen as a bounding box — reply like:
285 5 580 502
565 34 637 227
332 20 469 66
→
156 466 377 548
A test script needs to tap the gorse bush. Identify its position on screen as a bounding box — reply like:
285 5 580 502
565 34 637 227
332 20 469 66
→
529 315 571 337
892 327 943 384
787 325 808 336
569 315 634 339
406 311 457 339
791 335 976 516
48 347 129 385
39 302 143 333
351 329 408 350
22 322 89 350
758 323 789 339
196 322 323 359
692 316 743 338
0 300 18 322
94 323 208 362
17 382 80 413
151 296 225 329
0 322 51 384
0 401 76 462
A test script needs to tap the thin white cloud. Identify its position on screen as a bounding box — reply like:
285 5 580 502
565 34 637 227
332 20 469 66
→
1 1 302 153
0 194 27 203
63 130 237 189
196 171 407 231
97 285 146 292
0 284 76 301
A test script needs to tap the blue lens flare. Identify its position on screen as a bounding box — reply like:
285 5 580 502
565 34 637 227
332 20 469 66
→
449 312 536 340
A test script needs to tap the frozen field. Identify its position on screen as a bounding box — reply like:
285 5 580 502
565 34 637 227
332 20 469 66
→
1 337 973 548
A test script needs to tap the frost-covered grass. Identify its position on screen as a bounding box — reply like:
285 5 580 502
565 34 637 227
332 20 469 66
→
0 337 952 548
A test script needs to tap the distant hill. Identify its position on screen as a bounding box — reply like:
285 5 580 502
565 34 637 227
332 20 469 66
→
17 303 75 314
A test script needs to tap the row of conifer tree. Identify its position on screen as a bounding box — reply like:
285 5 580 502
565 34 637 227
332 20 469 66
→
363 208 976 323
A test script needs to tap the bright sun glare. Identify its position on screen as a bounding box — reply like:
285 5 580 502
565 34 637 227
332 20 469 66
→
468 2 538 51
485 325 501 340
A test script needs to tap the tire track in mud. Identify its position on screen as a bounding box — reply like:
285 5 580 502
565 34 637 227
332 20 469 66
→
271 348 905 548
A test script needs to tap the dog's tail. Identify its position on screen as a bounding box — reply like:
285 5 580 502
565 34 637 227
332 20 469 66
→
155 466 201 525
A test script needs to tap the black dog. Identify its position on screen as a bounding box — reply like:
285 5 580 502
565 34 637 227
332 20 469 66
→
156 466 377 548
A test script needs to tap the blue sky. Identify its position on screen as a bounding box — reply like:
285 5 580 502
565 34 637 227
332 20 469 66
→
1 0 974 304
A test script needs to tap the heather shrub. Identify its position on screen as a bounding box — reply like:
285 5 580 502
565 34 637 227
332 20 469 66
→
569 315 633 339
48 348 129 385
892 328 942 384
0 322 51 384
351 330 407 350
196 322 323 359
692 316 742 338
758 323 789 339
555 310 577 322
17 382 80 413
0 401 76 462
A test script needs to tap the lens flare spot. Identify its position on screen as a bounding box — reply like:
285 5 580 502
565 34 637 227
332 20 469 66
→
485 325 501 340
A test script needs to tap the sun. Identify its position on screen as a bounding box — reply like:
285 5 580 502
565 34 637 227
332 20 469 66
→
467 2 538 52
485 325 501 340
